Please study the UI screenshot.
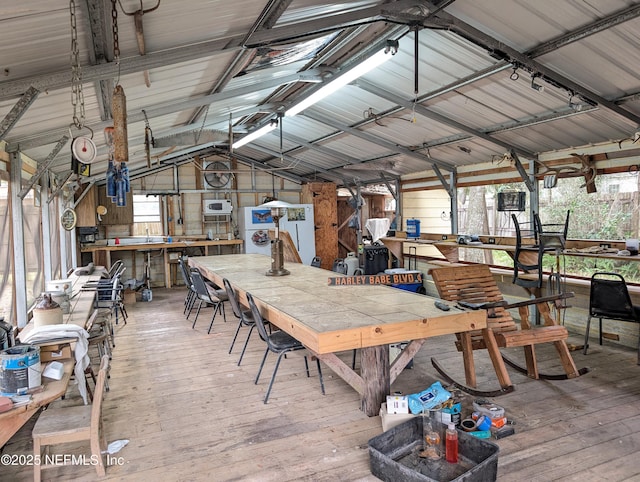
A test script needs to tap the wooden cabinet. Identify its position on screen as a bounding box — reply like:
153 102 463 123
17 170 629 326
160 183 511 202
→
97 188 133 225
75 185 97 227
301 182 338 270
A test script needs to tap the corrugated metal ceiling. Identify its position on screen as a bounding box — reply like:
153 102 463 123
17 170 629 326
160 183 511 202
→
1 0 640 189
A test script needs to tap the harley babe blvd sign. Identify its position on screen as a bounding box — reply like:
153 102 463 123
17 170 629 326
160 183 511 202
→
328 272 423 286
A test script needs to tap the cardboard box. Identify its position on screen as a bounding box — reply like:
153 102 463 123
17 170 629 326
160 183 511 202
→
124 289 136 304
380 402 416 432
39 343 72 362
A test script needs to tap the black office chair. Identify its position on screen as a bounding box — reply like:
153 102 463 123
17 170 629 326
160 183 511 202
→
99 259 124 279
246 292 325 404
535 210 570 251
584 272 640 365
178 257 197 316
83 269 128 326
511 214 544 289
512 211 571 290
310 256 322 268
189 268 226 334
224 278 257 366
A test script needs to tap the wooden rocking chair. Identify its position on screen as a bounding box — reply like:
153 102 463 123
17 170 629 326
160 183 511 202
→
428 264 589 396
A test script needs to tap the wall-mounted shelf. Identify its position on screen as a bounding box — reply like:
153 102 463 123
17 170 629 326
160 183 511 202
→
203 214 230 221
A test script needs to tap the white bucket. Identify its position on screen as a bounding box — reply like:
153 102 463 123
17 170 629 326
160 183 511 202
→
0 345 41 395
33 304 63 328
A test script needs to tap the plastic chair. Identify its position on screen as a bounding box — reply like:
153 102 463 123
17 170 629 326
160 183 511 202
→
246 292 325 404
224 278 257 366
584 272 640 365
189 268 226 334
32 355 110 481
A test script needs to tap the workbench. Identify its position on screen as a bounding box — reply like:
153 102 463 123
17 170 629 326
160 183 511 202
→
81 239 244 288
381 235 638 266
1 271 102 446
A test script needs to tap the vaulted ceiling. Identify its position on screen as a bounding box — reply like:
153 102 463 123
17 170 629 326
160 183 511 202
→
2 0 640 189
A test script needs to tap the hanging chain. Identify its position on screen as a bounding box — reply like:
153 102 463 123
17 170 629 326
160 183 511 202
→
111 0 120 61
70 0 85 129
111 0 122 86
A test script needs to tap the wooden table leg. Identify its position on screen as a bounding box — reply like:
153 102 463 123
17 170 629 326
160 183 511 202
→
360 345 390 417
482 328 512 388
164 248 171 288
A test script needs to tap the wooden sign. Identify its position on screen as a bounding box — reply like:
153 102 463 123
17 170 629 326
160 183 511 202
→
328 272 423 286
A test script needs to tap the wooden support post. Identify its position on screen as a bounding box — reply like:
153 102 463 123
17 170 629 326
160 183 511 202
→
360 345 389 417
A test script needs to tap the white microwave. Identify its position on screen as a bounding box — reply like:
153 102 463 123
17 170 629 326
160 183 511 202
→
203 199 233 215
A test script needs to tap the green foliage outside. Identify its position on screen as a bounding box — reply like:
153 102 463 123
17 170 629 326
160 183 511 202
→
458 173 640 283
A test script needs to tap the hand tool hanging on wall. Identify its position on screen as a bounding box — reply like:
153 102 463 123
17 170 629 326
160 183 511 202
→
143 109 154 168
119 0 161 87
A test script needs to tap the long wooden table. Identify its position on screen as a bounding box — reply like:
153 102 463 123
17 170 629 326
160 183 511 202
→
190 254 487 416
0 271 102 446
0 359 74 447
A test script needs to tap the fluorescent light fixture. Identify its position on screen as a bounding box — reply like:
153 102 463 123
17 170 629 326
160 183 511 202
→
285 49 392 117
231 48 393 149
232 123 276 149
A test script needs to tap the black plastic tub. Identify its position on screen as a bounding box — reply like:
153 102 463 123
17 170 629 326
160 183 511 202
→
369 417 499 482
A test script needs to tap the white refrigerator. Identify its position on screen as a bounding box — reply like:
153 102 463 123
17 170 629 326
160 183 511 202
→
240 204 316 265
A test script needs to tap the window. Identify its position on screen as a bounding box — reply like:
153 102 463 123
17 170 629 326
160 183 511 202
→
384 197 396 212
0 176 13 324
132 195 162 236
538 174 640 282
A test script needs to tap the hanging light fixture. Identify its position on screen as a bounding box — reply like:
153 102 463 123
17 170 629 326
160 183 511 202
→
531 74 544 92
510 64 519 81
232 45 395 149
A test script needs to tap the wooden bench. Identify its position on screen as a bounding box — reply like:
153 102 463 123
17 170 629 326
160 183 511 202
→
429 264 588 394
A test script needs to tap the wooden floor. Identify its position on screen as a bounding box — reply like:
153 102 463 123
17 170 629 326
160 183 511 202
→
2 285 640 481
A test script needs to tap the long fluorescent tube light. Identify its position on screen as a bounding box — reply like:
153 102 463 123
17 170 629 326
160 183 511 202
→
285 49 392 117
232 123 276 149
232 48 392 149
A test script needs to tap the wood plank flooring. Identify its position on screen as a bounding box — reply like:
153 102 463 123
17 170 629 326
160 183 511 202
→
2 285 640 481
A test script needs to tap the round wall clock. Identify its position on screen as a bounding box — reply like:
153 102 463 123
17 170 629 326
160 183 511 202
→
71 136 97 164
61 208 77 231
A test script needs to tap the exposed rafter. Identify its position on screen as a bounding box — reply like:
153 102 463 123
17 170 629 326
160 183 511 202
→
0 86 39 142
436 8 640 126
302 110 452 192
358 79 536 160
0 35 244 101
10 71 323 150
